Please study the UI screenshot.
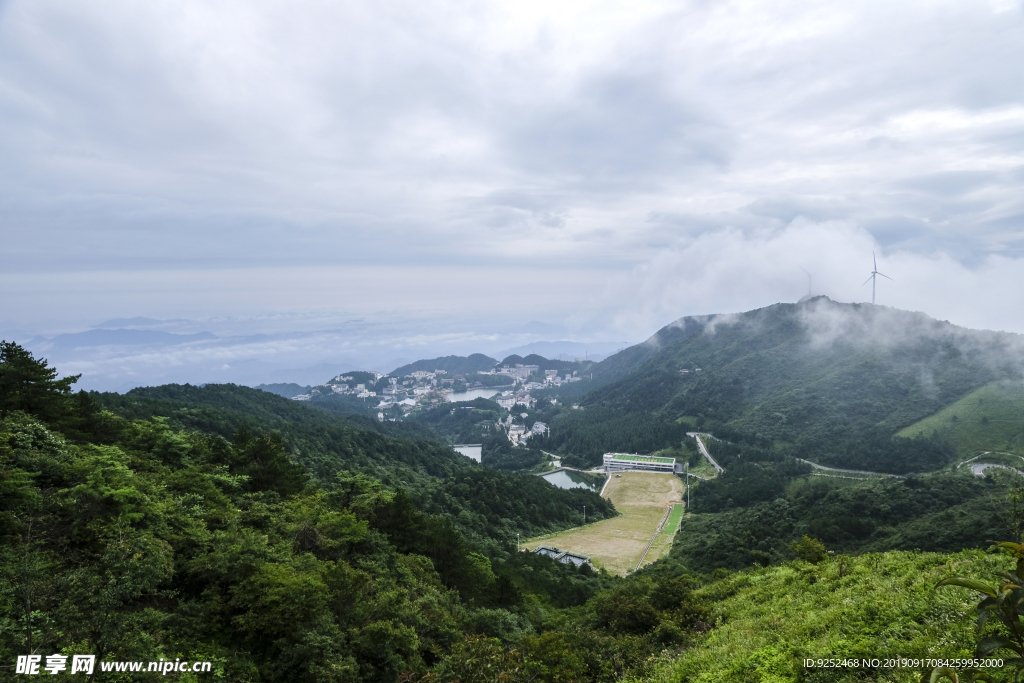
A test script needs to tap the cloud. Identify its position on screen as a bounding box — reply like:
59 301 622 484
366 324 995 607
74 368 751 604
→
595 221 1024 336
0 0 1021 362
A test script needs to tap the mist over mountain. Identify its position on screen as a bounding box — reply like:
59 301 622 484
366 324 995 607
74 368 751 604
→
544 297 1024 473
29 329 217 351
5 310 631 392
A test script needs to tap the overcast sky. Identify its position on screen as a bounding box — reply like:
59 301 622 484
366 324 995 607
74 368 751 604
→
2 0 1023 351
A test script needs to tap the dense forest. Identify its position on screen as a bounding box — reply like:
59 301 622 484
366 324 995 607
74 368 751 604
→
0 342 717 682
6 296 1024 682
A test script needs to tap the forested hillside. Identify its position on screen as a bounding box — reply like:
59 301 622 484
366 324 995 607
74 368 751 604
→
391 354 498 377
4 331 1022 682
547 298 1024 473
3 341 707 683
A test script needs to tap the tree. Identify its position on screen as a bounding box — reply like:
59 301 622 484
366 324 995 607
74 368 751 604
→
934 540 1024 682
789 535 827 563
0 342 80 425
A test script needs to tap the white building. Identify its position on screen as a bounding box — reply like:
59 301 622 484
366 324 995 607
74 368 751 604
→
603 453 677 473
534 546 593 569
508 424 527 444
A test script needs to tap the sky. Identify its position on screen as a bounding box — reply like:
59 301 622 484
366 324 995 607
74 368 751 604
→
1 0 1022 389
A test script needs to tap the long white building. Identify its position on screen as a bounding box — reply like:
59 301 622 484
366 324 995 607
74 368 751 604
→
603 452 677 473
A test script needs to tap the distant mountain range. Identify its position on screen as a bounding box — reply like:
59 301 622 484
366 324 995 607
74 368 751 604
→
29 328 217 351
391 354 499 377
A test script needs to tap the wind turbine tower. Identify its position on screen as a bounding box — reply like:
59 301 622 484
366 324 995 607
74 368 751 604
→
799 267 812 301
863 252 893 305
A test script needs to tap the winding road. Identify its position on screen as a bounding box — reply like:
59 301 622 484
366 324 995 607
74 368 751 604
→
970 463 1024 479
686 432 724 473
795 458 906 479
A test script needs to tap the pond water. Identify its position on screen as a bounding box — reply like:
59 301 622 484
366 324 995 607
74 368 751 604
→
451 445 482 462
539 469 596 491
446 388 508 402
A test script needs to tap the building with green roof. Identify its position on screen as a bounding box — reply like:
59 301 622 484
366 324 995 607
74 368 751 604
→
603 452 678 473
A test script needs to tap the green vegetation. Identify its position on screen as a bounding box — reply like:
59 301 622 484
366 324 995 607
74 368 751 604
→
545 299 1022 474
97 382 462 486
673 470 1007 572
409 398 504 444
8 294 1024 683
480 432 547 471
391 354 498 377
547 407 689 469
255 382 311 398
934 539 1024 682
0 342 730 683
663 505 683 535
638 549 1002 683
898 379 1024 458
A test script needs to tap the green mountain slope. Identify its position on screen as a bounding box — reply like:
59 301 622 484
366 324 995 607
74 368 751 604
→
97 383 455 484
391 353 498 376
641 549 1002 683
549 298 1024 473
896 379 1024 458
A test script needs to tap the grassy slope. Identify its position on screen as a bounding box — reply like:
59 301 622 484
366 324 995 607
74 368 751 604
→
637 549 1005 683
897 379 1024 457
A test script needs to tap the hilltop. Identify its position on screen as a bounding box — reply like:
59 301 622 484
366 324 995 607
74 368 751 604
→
391 353 498 376
544 297 1024 473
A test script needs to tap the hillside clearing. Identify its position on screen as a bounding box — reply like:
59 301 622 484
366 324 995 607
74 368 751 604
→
523 472 683 575
897 379 1024 458
640 549 1005 683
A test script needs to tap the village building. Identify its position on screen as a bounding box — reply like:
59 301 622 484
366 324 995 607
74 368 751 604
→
603 452 677 473
533 546 593 569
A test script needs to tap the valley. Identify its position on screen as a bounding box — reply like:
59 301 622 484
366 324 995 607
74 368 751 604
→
524 472 684 575
6 297 1024 683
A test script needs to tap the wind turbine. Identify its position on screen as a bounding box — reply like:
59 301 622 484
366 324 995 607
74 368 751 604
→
863 252 892 305
799 267 812 301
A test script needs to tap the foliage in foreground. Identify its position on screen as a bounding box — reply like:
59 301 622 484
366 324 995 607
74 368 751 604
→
0 342 704 683
635 550 1005 683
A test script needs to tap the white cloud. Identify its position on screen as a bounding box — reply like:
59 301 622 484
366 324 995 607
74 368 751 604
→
596 221 1024 336
0 0 1022 377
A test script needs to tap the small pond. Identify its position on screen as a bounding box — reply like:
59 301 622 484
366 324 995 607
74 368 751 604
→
539 469 597 491
447 388 507 402
451 445 482 462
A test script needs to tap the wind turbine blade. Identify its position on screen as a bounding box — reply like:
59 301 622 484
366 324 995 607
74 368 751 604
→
877 272 893 281
862 274 874 285
873 252 877 270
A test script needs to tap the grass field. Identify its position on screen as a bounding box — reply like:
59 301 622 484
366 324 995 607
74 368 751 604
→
663 504 683 535
522 472 683 575
897 380 1024 458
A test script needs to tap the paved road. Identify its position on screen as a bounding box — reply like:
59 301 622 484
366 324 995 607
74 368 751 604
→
796 458 905 479
689 433 724 473
971 463 1024 478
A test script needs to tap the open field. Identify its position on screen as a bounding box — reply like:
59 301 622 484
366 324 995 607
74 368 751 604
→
897 380 1024 457
523 472 683 575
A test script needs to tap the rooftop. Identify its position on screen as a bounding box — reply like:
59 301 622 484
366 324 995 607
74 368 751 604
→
605 453 675 464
